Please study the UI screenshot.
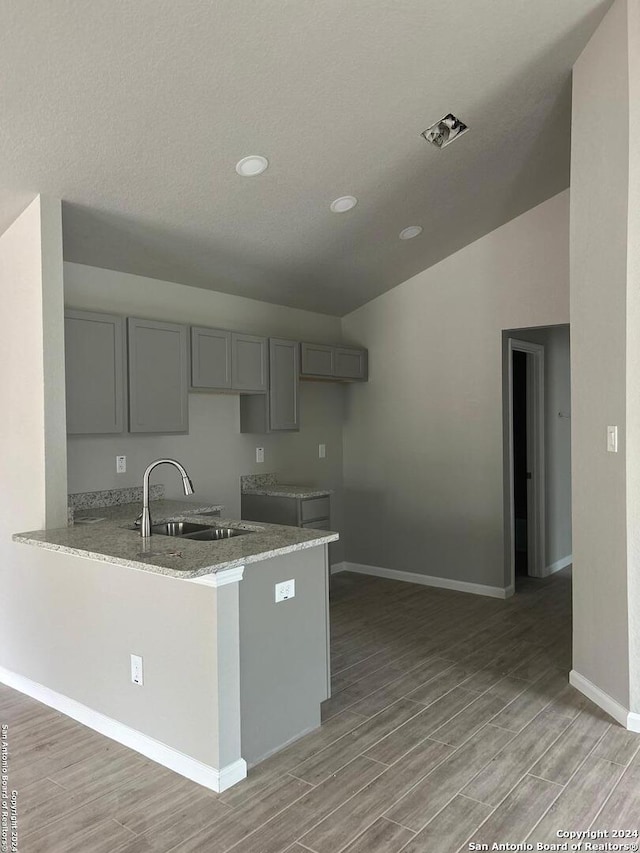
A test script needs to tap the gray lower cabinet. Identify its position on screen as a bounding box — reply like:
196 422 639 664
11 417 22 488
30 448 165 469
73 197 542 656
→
300 342 368 381
241 493 330 529
240 338 299 432
191 327 232 389
127 317 189 433
231 333 268 392
64 309 125 435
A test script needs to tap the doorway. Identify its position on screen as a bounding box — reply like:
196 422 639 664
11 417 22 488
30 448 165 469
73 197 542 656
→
507 338 546 586
512 350 529 576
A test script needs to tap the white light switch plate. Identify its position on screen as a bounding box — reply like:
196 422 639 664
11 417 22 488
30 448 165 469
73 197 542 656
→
318 443 326 459
130 654 144 686
275 579 295 602
607 425 618 453
256 447 264 464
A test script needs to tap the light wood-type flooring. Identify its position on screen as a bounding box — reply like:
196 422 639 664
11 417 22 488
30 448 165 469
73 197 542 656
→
3 567 640 852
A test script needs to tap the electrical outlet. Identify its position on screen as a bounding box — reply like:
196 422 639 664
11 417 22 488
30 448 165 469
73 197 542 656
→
275 579 295 602
130 654 144 686
116 455 127 474
607 426 618 453
256 447 264 463
318 443 326 459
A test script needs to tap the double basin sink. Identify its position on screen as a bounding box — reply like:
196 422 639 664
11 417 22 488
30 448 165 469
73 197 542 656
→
151 521 252 541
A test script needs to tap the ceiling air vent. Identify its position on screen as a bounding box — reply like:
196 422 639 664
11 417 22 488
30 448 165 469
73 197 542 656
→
421 113 468 149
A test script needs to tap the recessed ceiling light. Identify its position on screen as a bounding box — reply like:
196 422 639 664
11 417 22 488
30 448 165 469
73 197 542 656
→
399 225 423 240
421 113 468 149
235 155 269 177
330 196 358 213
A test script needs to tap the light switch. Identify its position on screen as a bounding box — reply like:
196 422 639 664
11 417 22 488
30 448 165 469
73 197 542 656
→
130 654 144 686
319 443 326 459
607 425 618 453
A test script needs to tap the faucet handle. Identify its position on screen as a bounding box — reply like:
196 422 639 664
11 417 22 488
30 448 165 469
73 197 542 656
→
133 513 143 528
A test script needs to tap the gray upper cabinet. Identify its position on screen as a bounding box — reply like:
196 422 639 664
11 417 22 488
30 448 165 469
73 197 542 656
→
128 317 189 433
240 337 299 433
335 347 368 381
231 333 268 392
65 310 125 435
191 327 232 389
300 342 368 381
269 338 299 430
300 342 334 377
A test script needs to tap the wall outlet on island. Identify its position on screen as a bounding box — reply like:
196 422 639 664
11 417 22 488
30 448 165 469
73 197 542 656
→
256 447 264 464
116 455 127 473
275 579 295 602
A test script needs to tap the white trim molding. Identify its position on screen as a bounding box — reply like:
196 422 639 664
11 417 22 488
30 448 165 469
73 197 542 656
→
334 561 511 599
545 554 572 576
570 669 640 732
189 565 245 587
0 666 247 792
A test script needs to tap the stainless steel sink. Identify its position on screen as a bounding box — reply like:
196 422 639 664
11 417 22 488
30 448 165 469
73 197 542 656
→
150 521 211 536
182 527 252 541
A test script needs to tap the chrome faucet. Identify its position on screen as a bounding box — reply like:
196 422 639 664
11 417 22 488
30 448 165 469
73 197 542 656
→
139 458 194 538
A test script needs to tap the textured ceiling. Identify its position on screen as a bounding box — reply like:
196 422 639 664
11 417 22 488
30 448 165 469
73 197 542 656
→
0 0 610 315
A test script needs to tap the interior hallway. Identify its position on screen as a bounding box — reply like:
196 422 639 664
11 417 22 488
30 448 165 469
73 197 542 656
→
3 568 639 852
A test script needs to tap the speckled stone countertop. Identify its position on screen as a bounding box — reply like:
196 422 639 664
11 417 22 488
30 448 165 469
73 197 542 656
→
241 473 333 500
13 499 339 581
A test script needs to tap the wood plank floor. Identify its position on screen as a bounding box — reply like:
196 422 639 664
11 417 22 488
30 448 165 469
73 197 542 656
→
3 567 639 852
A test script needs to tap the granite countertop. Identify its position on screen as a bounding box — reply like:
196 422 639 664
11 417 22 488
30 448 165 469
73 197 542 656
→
12 499 339 581
240 473 333 500
241 485 333 499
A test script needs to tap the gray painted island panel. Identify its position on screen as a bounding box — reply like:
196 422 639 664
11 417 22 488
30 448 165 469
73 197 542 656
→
239 546 330 765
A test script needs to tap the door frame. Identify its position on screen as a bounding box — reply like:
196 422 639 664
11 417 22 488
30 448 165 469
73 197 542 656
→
507 338 546 585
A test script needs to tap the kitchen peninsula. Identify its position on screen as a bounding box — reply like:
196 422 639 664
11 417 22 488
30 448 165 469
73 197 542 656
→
11 498 338 792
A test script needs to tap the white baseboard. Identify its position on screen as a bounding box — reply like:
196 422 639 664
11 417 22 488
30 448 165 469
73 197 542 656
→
545 554 573 576
569 669 640 732
333 561 511 599
0 666 247 792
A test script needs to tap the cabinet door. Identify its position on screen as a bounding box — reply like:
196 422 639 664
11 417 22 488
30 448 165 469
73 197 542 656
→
269 338 300 431
191 327 231 389
232 333 268 392
128 318 189 433
300 342 334 377
334 347 368 380
65 310 125 434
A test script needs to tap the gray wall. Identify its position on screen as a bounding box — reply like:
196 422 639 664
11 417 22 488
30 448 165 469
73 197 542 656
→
64 263 345 561
570 0 632 710
627 0 640 715
340 191 570 591
504 325 572 572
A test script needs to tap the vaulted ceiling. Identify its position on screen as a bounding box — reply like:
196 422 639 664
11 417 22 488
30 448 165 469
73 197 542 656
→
0 0 610 315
